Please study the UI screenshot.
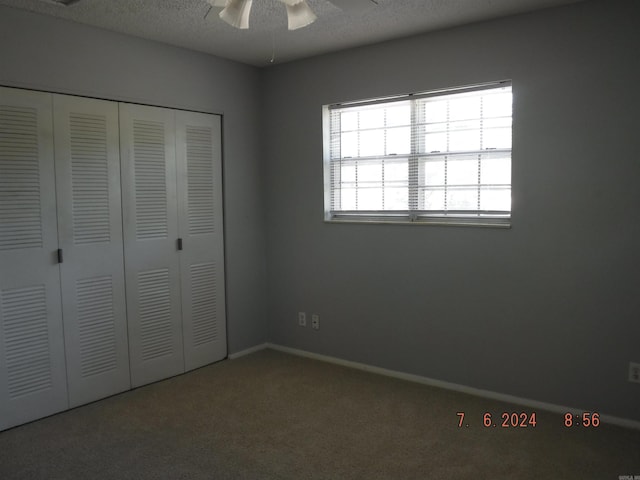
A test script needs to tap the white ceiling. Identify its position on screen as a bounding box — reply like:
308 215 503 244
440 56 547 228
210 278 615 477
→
0 0 585 67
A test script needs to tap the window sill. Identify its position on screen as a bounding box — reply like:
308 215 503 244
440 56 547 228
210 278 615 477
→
324 216 511 228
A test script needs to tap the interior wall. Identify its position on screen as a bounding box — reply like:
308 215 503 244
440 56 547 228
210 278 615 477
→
0 5 268 355
262 0 640 421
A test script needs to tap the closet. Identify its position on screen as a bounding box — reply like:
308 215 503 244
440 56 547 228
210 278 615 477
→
0 86 226 431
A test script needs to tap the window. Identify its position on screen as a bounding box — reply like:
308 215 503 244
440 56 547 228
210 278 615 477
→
323 81 512 226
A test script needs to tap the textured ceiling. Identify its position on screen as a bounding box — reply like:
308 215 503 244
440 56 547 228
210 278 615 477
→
0 0 586 66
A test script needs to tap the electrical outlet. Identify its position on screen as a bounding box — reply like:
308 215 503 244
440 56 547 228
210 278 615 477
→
311 314 319 330
298 312 306 327
629 362 640 384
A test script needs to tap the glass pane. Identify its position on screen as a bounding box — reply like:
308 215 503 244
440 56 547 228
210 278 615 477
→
386 104 411 127
480 155 510 185
358 161 382 183
383 187 408 210
340 188 356 210
341 164 356 183
330 86 512 217
450 119 480 131
423 100 447 123
424 122 447 134
359 108 385 129
424 132 447 152
360 129 385 157
480 187 511 211
484 117 512 129
449 129 481 151
341 111 358 131
422 158 445 186
483 92 512 118
384 160 408 182
448 157 478 185
358 187 382 210
483 127 512 149
447 188 478 210
341 131 358 158
422 188 445 210
449 96 480 121
386 126 410 155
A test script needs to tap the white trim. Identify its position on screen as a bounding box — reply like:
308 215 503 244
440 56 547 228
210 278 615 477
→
324 84 513 224
325 218 511 228
228 343 268 360
329 79 512 109
266 343 640 431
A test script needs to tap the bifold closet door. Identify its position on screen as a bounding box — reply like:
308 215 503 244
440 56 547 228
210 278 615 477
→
119 103 184 388
53 94 130 407
176 111 226 370
0 87 68 430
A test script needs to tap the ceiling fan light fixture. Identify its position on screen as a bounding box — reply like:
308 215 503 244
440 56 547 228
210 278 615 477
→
286 1 317 30
219 0 252 29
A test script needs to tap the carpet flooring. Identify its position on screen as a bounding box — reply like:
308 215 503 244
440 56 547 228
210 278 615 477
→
0 348 639 479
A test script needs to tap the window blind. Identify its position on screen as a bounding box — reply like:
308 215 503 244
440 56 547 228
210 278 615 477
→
325 81 512 226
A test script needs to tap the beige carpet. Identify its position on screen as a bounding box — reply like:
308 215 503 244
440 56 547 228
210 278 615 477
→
0 348 638 479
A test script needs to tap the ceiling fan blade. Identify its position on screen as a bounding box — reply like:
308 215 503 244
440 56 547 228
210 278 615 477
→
219 0 252 29
328 0 378 13
207 0 229 7
286 1 317 30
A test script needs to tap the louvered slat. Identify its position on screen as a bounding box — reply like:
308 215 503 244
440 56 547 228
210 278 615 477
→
76 276 117 377
0 106 43 250
133 120 168 240
70 113 110 245
186 126 215 235
190 262 218 346
138 268 173 361
1 285 53 398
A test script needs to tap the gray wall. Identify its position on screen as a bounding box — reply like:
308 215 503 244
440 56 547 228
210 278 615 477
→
262 0 640 421
0 5 268 354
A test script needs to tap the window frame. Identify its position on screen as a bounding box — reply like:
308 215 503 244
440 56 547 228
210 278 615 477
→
322 80 513 228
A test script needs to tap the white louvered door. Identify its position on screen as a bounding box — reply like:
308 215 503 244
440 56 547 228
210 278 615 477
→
0 87 69 430
176 111 226 371
53 95 130 407
119 103 185 388
1 87 226 429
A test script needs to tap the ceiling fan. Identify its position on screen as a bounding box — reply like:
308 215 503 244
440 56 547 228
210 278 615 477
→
41 0 378 32
207 0 317 31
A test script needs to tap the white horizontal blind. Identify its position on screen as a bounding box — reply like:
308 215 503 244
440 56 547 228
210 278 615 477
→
326 82 512 225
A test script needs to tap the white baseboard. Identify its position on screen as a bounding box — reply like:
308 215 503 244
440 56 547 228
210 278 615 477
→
228 343 268 360
266 343 640 431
